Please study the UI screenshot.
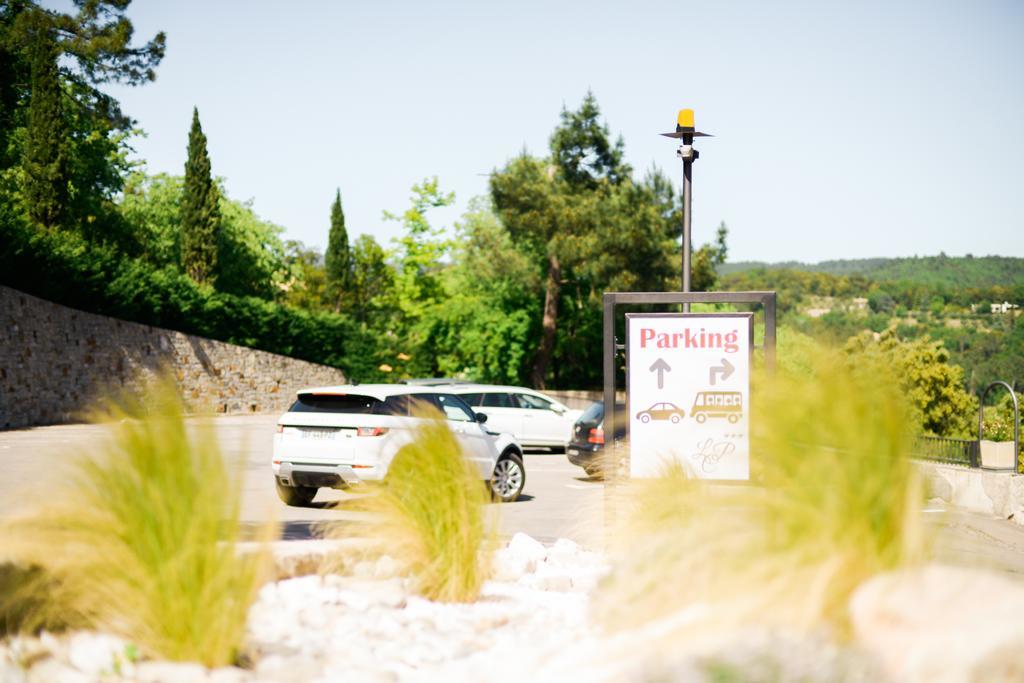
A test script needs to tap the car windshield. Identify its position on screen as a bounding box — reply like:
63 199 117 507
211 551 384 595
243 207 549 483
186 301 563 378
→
516 393 554 410
290 393 380 413
579 402 603 422
427 393 477 422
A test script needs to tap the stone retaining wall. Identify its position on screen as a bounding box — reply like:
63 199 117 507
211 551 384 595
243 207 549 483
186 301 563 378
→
0 286 346 430
545 389 624 410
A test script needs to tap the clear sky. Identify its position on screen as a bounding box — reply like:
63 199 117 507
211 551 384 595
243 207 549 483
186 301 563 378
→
64 0 1024 262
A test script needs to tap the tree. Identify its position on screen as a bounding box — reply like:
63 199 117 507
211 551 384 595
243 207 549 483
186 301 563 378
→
3 1 164 232
491 93 693 388
385 177 454 319
21 10 67 228
692 221 729 291
549 91 630 190
416 199 541 384
180 108 219 284
845 326 977 437
324 188 351 311
349 234 393 324
280 240 327 311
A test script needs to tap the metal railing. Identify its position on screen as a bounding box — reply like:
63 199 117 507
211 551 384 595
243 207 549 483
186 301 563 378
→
912 436 979 468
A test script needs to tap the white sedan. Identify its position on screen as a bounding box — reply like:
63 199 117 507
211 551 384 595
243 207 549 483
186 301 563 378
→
449 385 583 449
272 385 526 505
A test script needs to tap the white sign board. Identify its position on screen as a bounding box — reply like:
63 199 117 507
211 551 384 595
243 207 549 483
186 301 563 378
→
626 313 752 480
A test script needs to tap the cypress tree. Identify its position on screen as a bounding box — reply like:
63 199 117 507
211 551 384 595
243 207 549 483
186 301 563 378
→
22 13 67 229
324 188 351 311
180 107 219 284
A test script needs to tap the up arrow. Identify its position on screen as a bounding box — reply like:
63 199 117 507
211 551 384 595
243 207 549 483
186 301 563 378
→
649 358 671 389
709 358 735 386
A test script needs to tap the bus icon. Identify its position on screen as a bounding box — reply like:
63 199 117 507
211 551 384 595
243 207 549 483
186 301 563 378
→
691 391 743 424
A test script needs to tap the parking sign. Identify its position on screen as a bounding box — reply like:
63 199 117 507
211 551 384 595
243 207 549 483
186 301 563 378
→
626 313 752 480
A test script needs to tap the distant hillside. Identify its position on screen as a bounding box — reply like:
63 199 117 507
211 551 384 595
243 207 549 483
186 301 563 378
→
719 255 1024 289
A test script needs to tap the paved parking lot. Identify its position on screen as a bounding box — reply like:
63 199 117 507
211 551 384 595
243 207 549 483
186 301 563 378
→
2 414 1024 575
0 415 606 546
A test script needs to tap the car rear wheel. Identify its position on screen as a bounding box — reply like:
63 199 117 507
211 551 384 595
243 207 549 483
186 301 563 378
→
490 452 525 503
276 480 317 507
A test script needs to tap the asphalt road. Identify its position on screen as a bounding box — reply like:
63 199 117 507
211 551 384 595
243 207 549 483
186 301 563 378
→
0 415 606 547
2 414 1024 576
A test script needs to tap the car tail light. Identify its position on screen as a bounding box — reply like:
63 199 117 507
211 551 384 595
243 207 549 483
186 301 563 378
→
587 428 604 444
275 424 284 433
357 427 388 437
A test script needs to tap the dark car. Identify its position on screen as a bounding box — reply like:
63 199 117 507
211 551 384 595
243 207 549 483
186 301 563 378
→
566 401 626 477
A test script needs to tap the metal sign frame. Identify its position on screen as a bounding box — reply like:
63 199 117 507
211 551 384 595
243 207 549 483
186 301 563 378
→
602 291 777 480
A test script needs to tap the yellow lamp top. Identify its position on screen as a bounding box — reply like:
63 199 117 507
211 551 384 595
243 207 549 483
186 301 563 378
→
660 108 712 139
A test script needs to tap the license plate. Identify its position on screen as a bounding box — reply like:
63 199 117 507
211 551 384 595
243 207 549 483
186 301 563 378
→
301 428 337 440
567 448 580 456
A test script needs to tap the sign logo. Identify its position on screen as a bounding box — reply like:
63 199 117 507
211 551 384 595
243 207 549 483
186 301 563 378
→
626 313 752 480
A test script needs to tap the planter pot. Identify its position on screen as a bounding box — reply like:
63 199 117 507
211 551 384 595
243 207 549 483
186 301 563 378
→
980 440 1018 469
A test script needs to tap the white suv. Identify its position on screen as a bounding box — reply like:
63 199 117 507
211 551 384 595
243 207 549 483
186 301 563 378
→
450 385 583 449
272 385 526 505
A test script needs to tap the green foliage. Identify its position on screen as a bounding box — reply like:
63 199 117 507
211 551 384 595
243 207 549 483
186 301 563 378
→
180 107 219 283
324 188 351 311
385 176 454 317
415 201 539 383
721 255 1024 291
279 240 327 311
845 326 978 437
119 172 183 264
216 193 293 299
348 234 394 325
691 220 729 291
2 0 163 234
339 409 493 602
549 90 629 189
119 172 295 300
598 350 925 633
489 93 722 388
21 11 67 228
0 380 269 664
0 217 382 379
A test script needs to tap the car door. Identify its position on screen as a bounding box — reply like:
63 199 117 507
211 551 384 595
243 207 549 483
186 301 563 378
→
471 392 524 442
427 393 495 478
514 392 569 445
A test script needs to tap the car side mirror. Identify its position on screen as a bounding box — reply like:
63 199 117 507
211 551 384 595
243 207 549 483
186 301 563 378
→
552 405 566 415
475 412 488 424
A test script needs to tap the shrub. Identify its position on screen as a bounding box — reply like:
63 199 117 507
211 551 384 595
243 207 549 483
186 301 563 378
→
596 348 927 634
329 408 494 602
0 380 272 665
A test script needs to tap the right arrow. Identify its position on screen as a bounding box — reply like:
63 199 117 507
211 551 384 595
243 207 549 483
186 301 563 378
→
709 358 734 385
649 358 671 389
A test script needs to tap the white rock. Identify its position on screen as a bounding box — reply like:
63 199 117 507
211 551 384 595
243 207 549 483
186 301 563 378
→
26 659 89 683
520 566 574 592
374 555 399 578
491 548 531 582
506 533 547 571
850 563 1024 683
67 632 128 675
351 560 375 578
254 654 321 683
134 661 208 683
207 667 251 683
0 663 26 683
545 538 580 566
